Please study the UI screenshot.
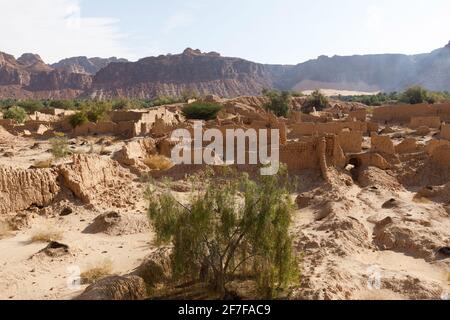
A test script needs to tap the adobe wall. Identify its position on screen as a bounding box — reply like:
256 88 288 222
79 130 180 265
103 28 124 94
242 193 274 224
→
0 166 60 214
425 139 450 155
441 123 450 140
434 103 450 122
280 142 319 171
371 134 395 155
372 103 450 123
395 138 418 154
431 145 450 168
338 131 363 153
348 109 367 122
290 121 368 137
73 121 118 136
409 116 441 129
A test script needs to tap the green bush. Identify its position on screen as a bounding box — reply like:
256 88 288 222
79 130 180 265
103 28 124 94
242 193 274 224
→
263 89 291 117
147 168 298 298
303 90 329 114
69 112 89 128
49 100 75 110
84 101 112 122
50 133 71 158
400 86 428 104
17 100 44 113
3 106 27 123
182 102 222 120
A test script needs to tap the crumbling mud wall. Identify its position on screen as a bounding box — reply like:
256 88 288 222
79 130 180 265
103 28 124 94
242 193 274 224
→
395 138 418 154
348 109 367 122
425 139 450 155
373 103 450 123
290 121 368 137
338 131 363 153
409 116 441 129
441 123 450 140
371 134 395 155
60 154 125 204
280 135 345 181
430 145 450 168
280 142 319 171
0 167 60 214
348 153 390 170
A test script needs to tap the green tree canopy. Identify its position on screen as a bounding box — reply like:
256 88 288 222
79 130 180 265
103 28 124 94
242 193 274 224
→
262 89 291 117
147 168 298 298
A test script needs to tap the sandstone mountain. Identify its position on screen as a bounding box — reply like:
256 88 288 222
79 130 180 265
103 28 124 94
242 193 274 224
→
51 56 128 75
0 52 91 99
89 48 278 99
0 42 450 99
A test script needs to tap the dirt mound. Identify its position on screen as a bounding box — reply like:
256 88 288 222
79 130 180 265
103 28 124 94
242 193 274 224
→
132 247 172 287
34 242 70 258
83 211 149 236
417 183 450 202
0 166 60 214
75 275 147 300
373 216 448 261
357 167 403 192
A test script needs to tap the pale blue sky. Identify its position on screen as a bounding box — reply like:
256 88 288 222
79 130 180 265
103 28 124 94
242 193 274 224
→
1 0 450 64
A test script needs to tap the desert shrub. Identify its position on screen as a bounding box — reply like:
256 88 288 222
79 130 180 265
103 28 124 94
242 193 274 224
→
0 99 17 109
400 86 428 104
182 102 222 120
112 99 143 110
181 89 199 102
146 167 298 298
3 106 27 123
69 112 89 128
50 133 71 158
49 100 75 110
303 90 329 114
17 100 44 113
263 89 291 117
81 259 114 284
0 220 12 239
144 155 174 171
30 225 63 243
84 101 112 122
33 158 53 169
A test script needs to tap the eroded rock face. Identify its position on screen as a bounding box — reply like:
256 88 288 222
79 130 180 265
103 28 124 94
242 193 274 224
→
0 166 60 214
89 49 276 99
51 56 128 75
75 275 147 300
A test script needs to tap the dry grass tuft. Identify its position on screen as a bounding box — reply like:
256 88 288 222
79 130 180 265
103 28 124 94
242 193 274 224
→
81 259 114 284
0 220 12 239
30 224 63 243
412 194 432 204
33 158 53 169
144 155 174 171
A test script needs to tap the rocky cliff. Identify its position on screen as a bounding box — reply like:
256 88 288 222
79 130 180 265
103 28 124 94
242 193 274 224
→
89 48 276 99
51 56 128 75
1 42 450 100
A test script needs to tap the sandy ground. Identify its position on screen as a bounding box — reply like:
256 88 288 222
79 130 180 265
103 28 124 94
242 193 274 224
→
0 208 153 300
291 179 450 300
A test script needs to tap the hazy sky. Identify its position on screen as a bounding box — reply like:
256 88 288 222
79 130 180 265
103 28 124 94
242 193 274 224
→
1 0 449 64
